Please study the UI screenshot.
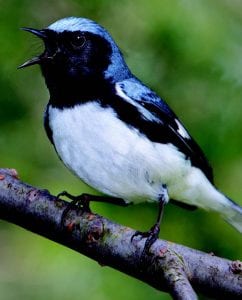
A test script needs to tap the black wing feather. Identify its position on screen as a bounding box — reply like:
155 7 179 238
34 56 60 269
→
112 79 213 184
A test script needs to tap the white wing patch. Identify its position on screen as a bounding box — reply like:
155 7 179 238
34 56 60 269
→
175 119 190 139
115 83 160 123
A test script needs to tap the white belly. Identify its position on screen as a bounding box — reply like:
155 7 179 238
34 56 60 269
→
48 102 192 203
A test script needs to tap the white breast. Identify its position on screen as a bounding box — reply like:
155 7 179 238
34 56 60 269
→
48 102 193 203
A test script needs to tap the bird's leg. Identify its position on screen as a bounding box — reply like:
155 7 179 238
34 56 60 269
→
131 186 168 256
57 191 130 226
58 191 129 210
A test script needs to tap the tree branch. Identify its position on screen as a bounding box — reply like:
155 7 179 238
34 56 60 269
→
0 168 241 299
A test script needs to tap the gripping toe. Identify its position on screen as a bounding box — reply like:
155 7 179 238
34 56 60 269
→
131 223 160 256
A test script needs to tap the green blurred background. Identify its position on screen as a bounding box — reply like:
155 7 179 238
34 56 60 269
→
1 0 242 299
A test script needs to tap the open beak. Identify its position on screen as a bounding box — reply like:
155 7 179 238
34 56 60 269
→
18 27 47 69
20 27 47 39
18 56 42 69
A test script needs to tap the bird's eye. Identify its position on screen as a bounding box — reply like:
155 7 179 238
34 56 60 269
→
71 33 86 49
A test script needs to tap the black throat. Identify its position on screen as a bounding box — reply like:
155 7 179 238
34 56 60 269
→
44 71 113 108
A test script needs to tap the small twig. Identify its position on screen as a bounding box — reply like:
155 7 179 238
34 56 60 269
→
0 168 241 299
160 249 197 300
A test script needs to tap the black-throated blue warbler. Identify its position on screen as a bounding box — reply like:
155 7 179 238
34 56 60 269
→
20 17 242 252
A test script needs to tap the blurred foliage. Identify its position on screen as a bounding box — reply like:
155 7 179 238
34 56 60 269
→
0 0 242 299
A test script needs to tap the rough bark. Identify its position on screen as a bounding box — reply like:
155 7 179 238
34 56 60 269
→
0 168 241 299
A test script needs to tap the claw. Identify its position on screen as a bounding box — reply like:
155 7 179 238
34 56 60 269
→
131 230 143 243
131 223 160 256
57 192 92 227
143 224 160 254
56 191 69 200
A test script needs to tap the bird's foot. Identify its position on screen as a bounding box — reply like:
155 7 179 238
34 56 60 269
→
57 192 130 227
131 223 160 257
57 191 92 227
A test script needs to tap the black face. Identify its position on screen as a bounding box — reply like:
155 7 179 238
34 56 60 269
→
41 30 111 77
38 30 112 101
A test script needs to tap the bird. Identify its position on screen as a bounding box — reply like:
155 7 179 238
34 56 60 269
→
19 17 242 253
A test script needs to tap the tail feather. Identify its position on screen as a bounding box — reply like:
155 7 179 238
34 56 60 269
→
221 198 242 233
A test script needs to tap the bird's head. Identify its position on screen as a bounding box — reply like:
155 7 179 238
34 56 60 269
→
20 17 131 101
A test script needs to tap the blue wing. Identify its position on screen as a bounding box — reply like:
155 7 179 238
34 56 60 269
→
114 78 213 184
